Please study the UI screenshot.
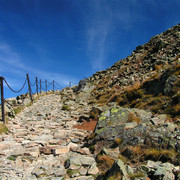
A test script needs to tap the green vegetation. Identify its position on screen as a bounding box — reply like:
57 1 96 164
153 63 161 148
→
26 102 33 107
86 133 96 140
13 106 24 115
0 123 8 134
117 154 128 164
66 169 79 177
61 105 71 111
7 155 19 161
129 172 145 180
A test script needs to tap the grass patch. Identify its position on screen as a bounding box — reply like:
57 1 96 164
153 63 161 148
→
97 155 115 173
26 102 33 107
0 123 8 134
86 133 96 140
118 154 128 164
144 148 178 161
14 106 24 115
129 171 145 179
61 105 71 111
67 169 79 177
7 155 19 161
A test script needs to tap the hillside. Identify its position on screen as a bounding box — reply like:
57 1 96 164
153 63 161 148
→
0 24 180 179
75 23 180 119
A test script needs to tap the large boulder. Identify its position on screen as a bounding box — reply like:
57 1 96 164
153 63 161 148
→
73 78 89 93
103 159 130 180
86 106 180 157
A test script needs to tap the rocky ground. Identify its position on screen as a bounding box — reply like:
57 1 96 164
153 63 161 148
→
1 89 179 180
0 93 99 180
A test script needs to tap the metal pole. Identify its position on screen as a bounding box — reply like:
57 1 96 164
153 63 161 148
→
0 77 5 124
45 80 47 94
40 79 42 94
36 77 38 95
26 74 33 103
53 80 55 93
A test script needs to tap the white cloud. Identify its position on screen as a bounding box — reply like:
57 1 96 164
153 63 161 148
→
0 42 78 90
0 43 27 72
85 0 143 71
85 1 112 71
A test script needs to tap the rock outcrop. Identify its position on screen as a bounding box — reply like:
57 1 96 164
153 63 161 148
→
74 24 180 119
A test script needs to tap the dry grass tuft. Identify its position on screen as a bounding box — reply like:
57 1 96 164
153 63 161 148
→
144 148 178 160
114 138 122 145
128 112 141 124
97 155 115 173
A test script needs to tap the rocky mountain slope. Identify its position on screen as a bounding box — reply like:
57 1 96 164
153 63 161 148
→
75 23 180 118
0 24 179 179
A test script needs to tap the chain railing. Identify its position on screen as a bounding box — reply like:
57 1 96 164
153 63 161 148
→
0 73 69 124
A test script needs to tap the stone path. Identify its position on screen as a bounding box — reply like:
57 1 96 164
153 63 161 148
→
0 94 99 180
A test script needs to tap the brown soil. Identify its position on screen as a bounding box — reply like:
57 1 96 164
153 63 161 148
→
74 119 98 131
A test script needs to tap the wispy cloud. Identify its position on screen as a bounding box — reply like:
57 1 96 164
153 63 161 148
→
85 1 112 71
0 42 78 90
0 43 27 74
87 22 110 70
85 0 143 72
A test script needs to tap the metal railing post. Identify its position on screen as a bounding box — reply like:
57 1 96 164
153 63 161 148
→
26 74 33 103
45 80 47 94
40 79 42 94
0 77 5 124
53 80 55 93
69 81 71 87
36 77 38 95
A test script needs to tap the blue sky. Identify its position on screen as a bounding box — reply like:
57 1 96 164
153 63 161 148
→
0 0 180 99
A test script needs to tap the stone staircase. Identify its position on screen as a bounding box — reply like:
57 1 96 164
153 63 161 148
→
0 93 98 180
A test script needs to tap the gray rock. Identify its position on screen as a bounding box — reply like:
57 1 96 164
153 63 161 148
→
131 108 152 124
69 156 82 166
51 177 64 180
147 160 162 169
105 159 130 180
26 175 37 180
53 130 68 139
51 165 66 176
79 167 88 175
124 122 138 129
154 167 175 180
73 78 89 92
164 75 177 95
80 156 96 166
71 138 80 143
102 147 119 160
32 168 45 177
88 162 99 175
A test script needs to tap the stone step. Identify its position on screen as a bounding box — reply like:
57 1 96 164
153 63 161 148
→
0 93 98 179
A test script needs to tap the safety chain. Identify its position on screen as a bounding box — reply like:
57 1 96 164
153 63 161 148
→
3 78 27 93
0 74 62 124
